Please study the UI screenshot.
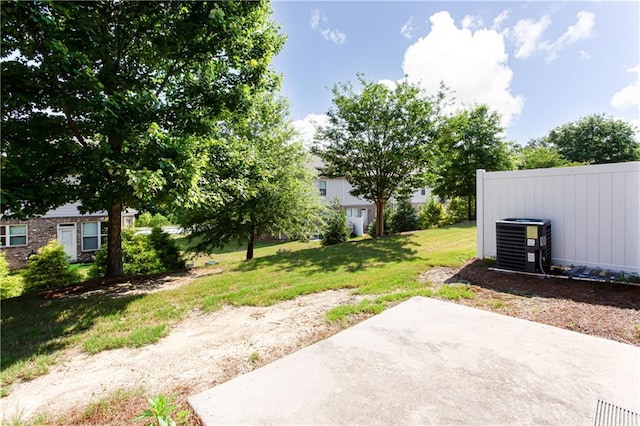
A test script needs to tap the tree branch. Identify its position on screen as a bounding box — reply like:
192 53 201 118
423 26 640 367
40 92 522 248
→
155 62 177 98
59 97 88 148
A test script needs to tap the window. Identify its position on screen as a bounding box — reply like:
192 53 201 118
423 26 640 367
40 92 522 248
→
318 181 327 196
82 221 108 251
421 188 426 196
0 224 27 247
345 208 361 218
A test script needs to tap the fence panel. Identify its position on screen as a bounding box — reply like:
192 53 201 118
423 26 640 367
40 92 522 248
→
476 162 640 274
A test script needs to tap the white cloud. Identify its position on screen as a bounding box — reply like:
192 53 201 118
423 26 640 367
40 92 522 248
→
512 16 551 59
491 10 510 31
461 14 484 30
321 28 346 45
310 9 346 45
293 114 330 148
610 65 640 110
402 11 523 128
309 9 325 30
539 11 595 61
400 16 418 39
377 79 397 91
579 50 591 59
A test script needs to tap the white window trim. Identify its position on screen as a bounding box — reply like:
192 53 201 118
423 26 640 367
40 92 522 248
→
81 221 107 252
0 224 28 247
345 208 361 218
318 180 327 196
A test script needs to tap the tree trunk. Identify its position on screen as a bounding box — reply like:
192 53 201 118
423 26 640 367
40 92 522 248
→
106 200 124 277
246 224 255 261
467 195 475 221
375 200 384 238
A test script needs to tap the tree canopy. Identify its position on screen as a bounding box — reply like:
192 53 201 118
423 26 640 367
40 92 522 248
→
1 1 284 276
429 104 513 220
178 92 322 261
312 75 440 237
542 114 639 164
515 145 579 170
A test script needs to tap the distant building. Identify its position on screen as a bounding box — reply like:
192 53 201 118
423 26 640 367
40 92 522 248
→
311 156 430 235
0 202 136 269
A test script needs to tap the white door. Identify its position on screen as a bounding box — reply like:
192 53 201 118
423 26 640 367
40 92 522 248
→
57 224 77 262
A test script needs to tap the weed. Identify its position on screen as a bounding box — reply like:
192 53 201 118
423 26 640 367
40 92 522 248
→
488 300 504 309
249 352 260 362
133 394 181 426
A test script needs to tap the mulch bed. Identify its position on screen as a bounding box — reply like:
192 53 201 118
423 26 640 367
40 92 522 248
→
455 260 640 346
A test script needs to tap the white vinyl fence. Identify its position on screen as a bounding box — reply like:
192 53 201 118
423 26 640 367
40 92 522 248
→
476 162 640 274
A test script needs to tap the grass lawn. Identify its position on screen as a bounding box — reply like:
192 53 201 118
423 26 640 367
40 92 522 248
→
0 224 476 395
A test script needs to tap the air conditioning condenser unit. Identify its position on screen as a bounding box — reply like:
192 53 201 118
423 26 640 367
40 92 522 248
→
496 218 551 273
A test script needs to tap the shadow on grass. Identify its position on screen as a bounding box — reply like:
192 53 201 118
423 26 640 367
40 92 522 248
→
0 292 142 374
236 234 420 275
457 259 640 310
174 235 288 255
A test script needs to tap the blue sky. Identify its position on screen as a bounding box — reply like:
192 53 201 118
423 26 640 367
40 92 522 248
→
270 1 639 146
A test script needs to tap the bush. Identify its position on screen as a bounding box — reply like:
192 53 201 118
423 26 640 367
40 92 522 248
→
321 198 350 246
22 240 81 292
443 197 468 225
0 252 23 299
136 212 171 228
148 227 185 271
391 195 418 233
136 212 153 227
418 196 445 229
89 228 185 278
148 213 170 228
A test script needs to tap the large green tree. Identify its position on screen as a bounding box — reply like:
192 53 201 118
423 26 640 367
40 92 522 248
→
312 76 441 237
543 114 639 164
1 1 283 276
179 92 322 261
429 104 513 221
515 144 579 170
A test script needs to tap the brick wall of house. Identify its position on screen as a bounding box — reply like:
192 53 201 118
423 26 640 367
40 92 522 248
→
0 216 109 270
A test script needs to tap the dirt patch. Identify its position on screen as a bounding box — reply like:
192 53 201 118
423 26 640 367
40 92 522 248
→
0 287 367 423
2 260 638 424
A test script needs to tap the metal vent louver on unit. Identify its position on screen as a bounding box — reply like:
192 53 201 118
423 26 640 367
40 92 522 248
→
496 218 551 273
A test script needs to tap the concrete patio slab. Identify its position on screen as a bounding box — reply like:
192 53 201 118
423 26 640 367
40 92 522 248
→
189 297 640 425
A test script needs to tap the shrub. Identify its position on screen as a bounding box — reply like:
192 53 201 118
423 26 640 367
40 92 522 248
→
418 196 445 229
89 228 185 278
136 212 153 227
0 252 23 299
321 198 350 246
22 240 81 292
443 197 468 225
391 195 418 233
148 227 185 271
148 213 170 228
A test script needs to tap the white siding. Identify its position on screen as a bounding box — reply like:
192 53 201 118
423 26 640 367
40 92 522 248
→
314 178 429 206
42 202 137 218
476 162 640 274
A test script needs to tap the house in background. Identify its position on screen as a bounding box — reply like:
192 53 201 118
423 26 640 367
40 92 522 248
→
0 202 136 269
311 156 431 235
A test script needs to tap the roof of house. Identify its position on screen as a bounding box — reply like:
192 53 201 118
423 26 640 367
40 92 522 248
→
42 202 137 219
